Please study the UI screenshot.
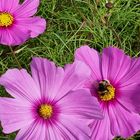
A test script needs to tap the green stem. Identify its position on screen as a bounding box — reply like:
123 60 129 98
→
9 47 22 69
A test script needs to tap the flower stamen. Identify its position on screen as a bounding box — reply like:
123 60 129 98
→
98 80 115 101
39 104 53 119
0 12 14 27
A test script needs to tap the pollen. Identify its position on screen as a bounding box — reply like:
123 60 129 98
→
0 12 14 27
39 104 53 119
97 80 115 101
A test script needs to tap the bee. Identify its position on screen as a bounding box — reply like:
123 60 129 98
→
97 80 110 96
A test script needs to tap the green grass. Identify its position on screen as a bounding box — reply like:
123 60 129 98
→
0 0 140 139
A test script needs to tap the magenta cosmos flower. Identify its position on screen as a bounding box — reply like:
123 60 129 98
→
0 57 103 140
0 0 46 46
75 46 140 140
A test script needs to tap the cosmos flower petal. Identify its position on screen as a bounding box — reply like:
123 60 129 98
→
57 89 103 120
17 121 67 140
31 57 65 100
0 25 30 46
119 57 140 87
16 17 46 38
0 0 19 12
75 45 102 81
14 0 39 17
45 123 63 140
101 47 131 83
15 120 46 140
0 98 34 134
15 117 89 140
117 87 140 113
116 58 140 113
58 60 91 99
90 108 114 140
0 69 41 102
31 57 91 100
55 114 90 140
108 102 140 138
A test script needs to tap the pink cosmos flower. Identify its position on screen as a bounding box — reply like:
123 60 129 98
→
0 0 46 46
0 57 103 140
75 46 140 140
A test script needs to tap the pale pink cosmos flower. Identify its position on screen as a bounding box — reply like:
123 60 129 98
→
0 0 46 46
75 46 140 140
0 57 103 140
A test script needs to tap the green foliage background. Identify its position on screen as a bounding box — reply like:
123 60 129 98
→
0 0 140 139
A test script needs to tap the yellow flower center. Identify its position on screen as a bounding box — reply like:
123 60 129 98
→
97 80 115 101
39 104 53 119
0 12 14 27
